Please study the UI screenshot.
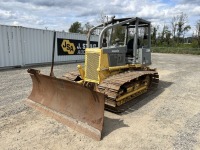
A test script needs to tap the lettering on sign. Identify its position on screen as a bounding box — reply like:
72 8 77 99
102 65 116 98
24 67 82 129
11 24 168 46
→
57 38 98 55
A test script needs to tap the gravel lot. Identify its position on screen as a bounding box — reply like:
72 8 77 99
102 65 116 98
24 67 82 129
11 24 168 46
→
0 53 200 150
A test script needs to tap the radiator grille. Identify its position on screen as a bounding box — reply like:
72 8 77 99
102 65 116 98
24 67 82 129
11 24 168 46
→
85 52 100 82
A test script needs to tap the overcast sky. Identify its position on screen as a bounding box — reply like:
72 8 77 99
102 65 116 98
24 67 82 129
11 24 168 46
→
0 0 199 36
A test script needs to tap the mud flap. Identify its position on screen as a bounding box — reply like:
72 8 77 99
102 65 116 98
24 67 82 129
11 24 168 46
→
26 69 105 141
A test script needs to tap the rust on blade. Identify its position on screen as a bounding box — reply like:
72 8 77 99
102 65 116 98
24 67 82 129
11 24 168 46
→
26 69 105 141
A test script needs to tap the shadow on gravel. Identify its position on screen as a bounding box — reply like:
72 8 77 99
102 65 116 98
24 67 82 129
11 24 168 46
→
101 80 173 138
102 80 173 138
102 117 129 139
120 80 173 114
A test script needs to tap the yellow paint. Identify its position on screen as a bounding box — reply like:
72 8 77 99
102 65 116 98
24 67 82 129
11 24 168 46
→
77 65 85 79
82 48 144 84
116 86 147 101
61 40 76 54
77 80 84 84
84 48 101 84
98 52 110 83
108 64 129 71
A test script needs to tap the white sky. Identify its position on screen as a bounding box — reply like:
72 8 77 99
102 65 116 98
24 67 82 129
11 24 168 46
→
0 0 199 36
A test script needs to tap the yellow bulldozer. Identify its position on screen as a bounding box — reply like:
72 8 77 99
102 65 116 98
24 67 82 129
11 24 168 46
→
26 17 159 140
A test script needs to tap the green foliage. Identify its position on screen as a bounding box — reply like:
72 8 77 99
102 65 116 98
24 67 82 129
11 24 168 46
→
152 47 200 55
152 34 200 55
68 21 83 33
191 39 199 48
68 21 95 34
196 20 200 47
151 27 157 45
152 12 193 47
175 12 191 43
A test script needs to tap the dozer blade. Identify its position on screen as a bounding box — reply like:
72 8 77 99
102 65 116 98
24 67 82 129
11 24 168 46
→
26 69 105 141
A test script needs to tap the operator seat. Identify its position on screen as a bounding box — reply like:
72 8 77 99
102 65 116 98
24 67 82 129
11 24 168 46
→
126 38 140 57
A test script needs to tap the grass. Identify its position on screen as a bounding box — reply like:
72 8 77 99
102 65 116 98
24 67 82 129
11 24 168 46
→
152 47 200 55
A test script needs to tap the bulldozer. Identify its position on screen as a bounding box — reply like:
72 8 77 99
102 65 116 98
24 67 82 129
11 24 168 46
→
26 17 159 141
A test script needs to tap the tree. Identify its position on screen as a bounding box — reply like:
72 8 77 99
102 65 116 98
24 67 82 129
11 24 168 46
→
160 25 171 45
97 10 108 24
161 25 166 44
152 26 157 45
171 16 179 40
165 29 172 46
176 12 191 43
83 22 94 34
68 21 83 33
96 11 111 37
196 20 200 47
151 25 159 46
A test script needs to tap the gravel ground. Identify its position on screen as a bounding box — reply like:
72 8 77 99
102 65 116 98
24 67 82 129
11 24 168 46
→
0 53 200 150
